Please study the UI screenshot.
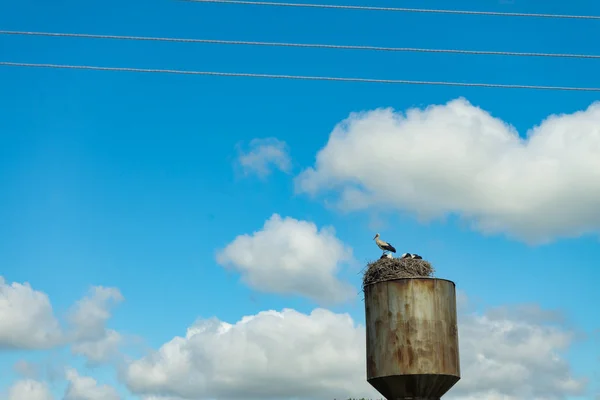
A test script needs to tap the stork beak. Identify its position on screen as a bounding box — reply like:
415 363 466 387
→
372 235 377 240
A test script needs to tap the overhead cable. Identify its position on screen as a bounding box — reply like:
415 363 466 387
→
2 61 599 92
178 0 600 20
2 30 600 60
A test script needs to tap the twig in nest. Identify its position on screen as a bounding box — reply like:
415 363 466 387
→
362 257 435 288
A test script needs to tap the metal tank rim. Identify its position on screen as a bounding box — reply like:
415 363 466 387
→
363 277 456 288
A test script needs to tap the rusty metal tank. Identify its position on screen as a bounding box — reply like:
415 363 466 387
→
364 278 460 400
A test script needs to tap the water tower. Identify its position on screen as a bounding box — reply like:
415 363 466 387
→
364 278 460 400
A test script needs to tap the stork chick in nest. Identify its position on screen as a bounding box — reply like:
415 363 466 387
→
401 253 423 260
373 233 396 256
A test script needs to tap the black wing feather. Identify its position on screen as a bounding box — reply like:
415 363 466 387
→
384 244 396 253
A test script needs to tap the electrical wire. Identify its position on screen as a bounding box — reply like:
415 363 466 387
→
2 30 600 60
178 0 600 20
2 61 599 92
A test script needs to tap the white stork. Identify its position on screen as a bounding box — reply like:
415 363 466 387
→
400 253 412 259
373 233 396 256
379 253 393 260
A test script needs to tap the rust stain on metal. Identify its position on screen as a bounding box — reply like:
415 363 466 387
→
365 278 460 399
367 354 379 379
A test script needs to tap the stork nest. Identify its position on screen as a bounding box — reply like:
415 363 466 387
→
362 257 435 288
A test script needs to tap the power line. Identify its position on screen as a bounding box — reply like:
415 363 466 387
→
2 30 600 60
2 61 599 92
178 0 600 20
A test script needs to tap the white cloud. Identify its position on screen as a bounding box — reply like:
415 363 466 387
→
125 308 373 400
0 277 62 349
0 279 124 362
125 299 586 400
70 329 122 365
449 306 586 399
237 138 292 178
295 98 600 243
67 287 124 364
215 214 355 304
7 379 54 400
68 286 123 341
64 369 121 400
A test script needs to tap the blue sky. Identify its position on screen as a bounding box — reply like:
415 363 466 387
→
1 0 599 399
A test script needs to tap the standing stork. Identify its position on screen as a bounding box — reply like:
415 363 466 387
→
373 233 396 256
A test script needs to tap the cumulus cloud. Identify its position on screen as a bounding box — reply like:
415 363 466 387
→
68 286 123 341
0 278 125 362
67 287 124 365
64 369 121 400
216 214 355 304
125 308 372 400
125 299 586 400
449 306 586 399
237 138 292 178
295 98 600 243
70 329 122 366
7 379 54 400
0 277 62 349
